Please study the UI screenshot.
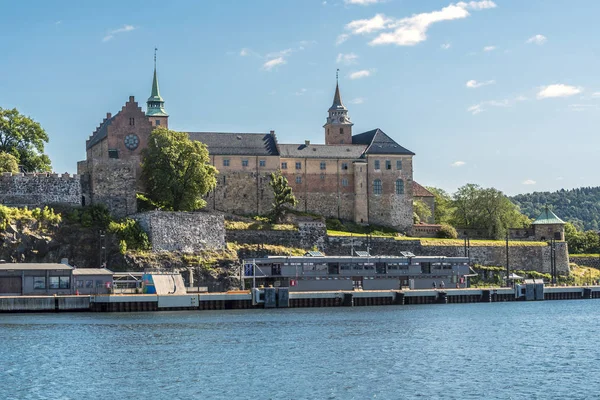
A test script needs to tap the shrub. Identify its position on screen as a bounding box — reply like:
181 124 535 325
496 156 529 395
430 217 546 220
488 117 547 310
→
437 223 458 239
108 218 150 252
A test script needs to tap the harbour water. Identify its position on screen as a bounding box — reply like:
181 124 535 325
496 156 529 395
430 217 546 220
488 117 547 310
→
2 301 600 399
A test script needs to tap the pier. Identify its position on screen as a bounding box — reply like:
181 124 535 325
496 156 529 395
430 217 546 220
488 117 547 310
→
2 285 600 312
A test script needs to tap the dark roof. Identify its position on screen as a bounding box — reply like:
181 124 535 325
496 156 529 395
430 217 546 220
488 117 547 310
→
188 132 279 156
278 143 366 159
86 116 115 150
413 181 434 197
352 128 414 155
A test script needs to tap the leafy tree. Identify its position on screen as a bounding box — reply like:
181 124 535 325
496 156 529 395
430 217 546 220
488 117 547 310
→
451 184 531 239
141 128 218 211
0 107 51 172
437 223 458 239
425 186 454 224
413 199 432 224
269 171 297 223
0 152 19 173
565 222 600 254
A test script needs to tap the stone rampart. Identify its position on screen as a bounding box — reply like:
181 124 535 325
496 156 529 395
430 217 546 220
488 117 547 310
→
134 211 225 253
570 256 600 269
0 172 81 208
227 222 327 251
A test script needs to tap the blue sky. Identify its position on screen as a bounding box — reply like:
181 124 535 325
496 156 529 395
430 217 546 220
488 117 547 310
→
1 0 599 195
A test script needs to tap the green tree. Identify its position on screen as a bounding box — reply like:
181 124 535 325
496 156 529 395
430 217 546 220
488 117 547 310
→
0 107 51 172
0 152 19 173
425 186 454 224
451 184 531 239
269 171 297 223
413 199 432 224
141 128 218 211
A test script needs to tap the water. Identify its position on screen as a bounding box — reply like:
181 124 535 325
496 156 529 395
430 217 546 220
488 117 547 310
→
2 301 600 400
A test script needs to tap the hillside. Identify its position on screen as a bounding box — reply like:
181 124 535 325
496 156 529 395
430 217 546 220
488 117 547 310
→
511 187 600 231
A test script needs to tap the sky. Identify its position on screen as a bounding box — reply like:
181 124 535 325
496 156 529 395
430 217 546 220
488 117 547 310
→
1 0 599 196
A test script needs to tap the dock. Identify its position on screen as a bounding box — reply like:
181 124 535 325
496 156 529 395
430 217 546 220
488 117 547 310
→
2 286 600 312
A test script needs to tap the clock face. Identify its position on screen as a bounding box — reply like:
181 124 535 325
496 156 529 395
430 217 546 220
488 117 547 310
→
124 134 140 150
339 116 346 123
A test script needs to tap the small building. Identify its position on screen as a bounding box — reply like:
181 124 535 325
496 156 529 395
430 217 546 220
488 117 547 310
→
412 181 435 224
0 263 73 296
532 207 565 241
72 268 114 295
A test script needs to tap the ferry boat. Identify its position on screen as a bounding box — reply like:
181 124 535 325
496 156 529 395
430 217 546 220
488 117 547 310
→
243 252 471 291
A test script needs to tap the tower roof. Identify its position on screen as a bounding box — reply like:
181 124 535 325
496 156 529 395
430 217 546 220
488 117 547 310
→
329 82 347 111
148 67 163 102
532 207 565 225
146 49 168 117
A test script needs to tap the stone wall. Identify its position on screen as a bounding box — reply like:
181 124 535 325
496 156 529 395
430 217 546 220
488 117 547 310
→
134 211 225 252
227 223 327 251
0 172 81 208
570 256 600 269
205 170 275 216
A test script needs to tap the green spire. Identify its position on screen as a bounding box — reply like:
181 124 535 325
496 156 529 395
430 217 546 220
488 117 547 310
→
146 48 168 117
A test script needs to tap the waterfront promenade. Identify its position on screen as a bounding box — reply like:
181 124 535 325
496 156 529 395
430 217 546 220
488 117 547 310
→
1 285 598 312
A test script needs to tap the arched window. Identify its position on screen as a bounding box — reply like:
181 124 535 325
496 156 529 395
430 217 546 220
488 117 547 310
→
373 179 382 195
396 179 404 194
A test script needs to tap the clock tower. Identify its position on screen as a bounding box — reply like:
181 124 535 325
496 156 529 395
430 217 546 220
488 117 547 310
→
324 73 353 145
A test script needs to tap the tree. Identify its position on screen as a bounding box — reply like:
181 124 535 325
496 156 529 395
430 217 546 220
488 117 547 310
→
413 199 432 224
141 128 218 211
269 171 297 223
426 186 454 224
0 152 19 173
0 107 51 172
451 184 531 239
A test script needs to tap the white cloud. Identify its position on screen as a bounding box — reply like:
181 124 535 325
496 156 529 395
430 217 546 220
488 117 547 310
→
342 2 495 47
467 104 484 115
569 104 598 111
451 161 466 167
348 97 365 104
294 88 308 96
522 179 536 185
466 79 495 88
591 92 600 98
537 84 582 99
240 48 251 56
467 97 517 114
263 57 286 70
336 52 359 65
526 34 547 45
483 45 496 52
102 24 135 42
441 43 451 49
349 70 371 79
336 34 350 45
345 0 382 4
346 14 393 35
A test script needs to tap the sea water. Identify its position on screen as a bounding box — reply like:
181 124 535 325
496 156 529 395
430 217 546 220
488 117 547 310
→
2 301 600 399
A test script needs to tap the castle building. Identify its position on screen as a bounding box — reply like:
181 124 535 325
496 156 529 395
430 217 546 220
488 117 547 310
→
78 65 417 231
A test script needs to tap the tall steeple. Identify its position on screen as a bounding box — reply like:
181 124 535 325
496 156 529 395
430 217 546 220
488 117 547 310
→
324 69 353 145
146 48 168 118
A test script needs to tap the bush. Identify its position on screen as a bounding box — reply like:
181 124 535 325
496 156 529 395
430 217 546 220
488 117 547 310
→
108 218 150 252
437 223 458 239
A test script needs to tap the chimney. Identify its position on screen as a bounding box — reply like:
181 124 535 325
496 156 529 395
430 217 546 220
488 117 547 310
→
129 95 135 102
106 112 112 119
60 258 70 266
270 130 275 135
305 140 310 146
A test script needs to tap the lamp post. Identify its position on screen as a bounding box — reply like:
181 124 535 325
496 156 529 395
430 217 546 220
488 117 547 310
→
505 233 510 287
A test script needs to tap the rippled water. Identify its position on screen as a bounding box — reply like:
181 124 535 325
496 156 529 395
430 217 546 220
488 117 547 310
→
2 301 600 399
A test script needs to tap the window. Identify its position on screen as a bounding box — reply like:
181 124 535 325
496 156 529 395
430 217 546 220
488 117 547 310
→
223 176 226 185
296 176 302 184
129 117 135 126
320 162 326 170
340 128 344 135
341 178 349 187
59 277 70 289
34 277 46 289
242 159 249 167
155 119 161 126
396 160 402 170
373 179 382 195
295 162 302 170
49 277 59 289
281 162 288 169
108 149 119 159
76 280 84 288
96 280 104 288
223 159 230 167
341 163 348 170
320 174 325 180
374 160 380 170
396 179 404 194
386 160 392 170
259 160 266 167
